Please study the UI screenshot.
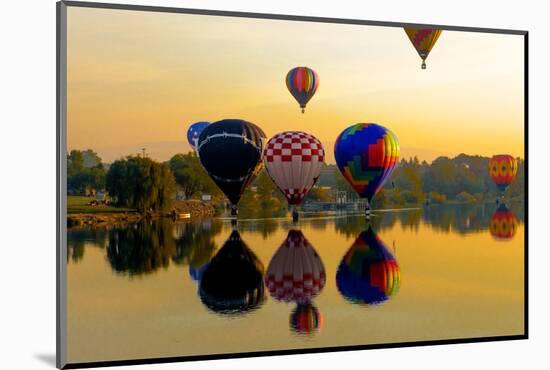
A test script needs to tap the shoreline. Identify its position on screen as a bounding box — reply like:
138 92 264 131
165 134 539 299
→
67 200 215 228
67 199 523 229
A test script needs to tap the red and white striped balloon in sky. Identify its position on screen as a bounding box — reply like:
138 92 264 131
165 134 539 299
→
263 131 325 205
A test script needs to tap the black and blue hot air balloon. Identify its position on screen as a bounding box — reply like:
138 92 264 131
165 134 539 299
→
197 119 266 216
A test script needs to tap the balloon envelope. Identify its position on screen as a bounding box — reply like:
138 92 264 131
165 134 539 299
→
264 131 325 205
286 67 319 113
404 28 442 69
334 123 399 204
199 230 265 314
489 154 518 193
189 263 209 282
265 230 326 304
290 303 323 335
186 121 209 149
336 228 400 305
197 119 266 205
490 204 518 241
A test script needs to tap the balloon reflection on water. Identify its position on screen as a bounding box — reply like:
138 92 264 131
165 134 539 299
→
266 230 325 334
199 230 266 315
189 264 208 282
489 204 518 241
290 303 323 335
336 227 400 305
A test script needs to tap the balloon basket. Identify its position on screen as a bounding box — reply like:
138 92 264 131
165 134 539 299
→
364 201 371 220
292 209 299 224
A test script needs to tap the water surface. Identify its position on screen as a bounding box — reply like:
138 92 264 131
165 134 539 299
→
67 203 525 363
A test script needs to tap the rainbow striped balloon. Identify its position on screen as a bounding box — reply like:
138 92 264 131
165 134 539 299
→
286 67 319 113
334 123 400 205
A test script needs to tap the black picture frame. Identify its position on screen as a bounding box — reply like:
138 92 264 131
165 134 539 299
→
56 1 529 368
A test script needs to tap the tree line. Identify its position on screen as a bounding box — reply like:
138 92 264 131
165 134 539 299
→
67 149 221 212
67 149 525 213
321 154 524 208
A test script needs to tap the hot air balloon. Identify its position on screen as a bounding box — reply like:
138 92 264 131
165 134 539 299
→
265 230 326 304
336 227 400 305
264 131 325 221
290 303 323 335
489 204 518 241
197 119 266 216
489 154 518 201
199 230 265 314
186 121 209 150
404 28 442 69
189 264 209 282
286 67 319 113
334 123 400 217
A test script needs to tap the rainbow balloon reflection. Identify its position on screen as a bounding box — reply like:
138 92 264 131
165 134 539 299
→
336 228 400 305
290 303 323 335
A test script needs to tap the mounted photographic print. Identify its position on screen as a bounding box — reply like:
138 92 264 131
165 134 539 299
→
57 1 527 368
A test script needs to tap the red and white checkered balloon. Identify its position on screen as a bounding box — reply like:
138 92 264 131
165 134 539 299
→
264 131 325 205
265 230 326 304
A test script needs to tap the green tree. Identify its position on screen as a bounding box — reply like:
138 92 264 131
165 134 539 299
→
306 187 333 202
67 149 106 194
239 169 287 218
169 152 220 199
106 156 176 212
506 158 525 200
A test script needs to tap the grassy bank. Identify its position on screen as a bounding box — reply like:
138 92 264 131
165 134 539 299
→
67 196 135 214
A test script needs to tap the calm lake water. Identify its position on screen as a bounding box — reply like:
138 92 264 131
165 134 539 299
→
66 203 525 364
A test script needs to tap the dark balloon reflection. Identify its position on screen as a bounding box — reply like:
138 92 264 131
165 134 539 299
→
266 230 325 334
336 227 400 305
489 204 518 241
189 264 209 282
199 230 265 315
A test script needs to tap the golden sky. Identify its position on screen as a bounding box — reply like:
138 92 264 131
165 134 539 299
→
67 7 525 164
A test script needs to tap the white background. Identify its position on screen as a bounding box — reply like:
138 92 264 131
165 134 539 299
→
0 0 547 369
